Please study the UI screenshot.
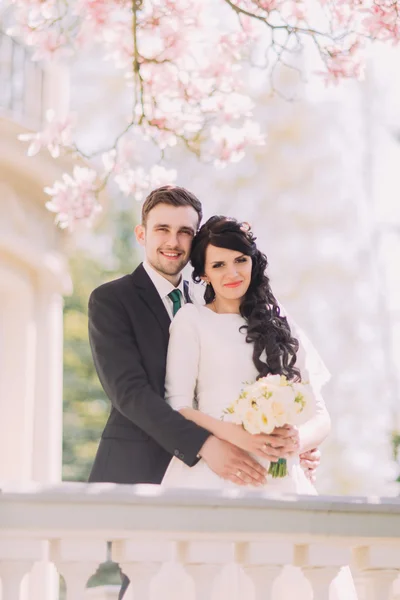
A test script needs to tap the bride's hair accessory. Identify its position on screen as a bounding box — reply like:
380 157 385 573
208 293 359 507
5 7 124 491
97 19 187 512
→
240 221 251 233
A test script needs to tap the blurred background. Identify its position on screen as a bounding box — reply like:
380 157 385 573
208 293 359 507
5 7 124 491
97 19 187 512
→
1 3 400 508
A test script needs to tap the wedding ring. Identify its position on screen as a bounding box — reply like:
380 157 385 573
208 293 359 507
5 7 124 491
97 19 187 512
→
236 469 242 477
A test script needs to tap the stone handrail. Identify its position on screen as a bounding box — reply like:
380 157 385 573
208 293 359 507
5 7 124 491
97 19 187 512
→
1 483 400 599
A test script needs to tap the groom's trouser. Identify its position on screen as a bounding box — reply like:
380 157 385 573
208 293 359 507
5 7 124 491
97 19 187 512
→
119 575 130 599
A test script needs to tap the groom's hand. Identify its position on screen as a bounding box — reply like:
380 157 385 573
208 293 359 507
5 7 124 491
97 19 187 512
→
299 448 321 483
198 436 267 486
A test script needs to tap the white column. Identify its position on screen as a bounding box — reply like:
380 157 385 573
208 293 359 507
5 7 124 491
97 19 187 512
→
26 278 65 600
42 62 71 120
50 539 106 600
31 278 64 483
0 268 36 484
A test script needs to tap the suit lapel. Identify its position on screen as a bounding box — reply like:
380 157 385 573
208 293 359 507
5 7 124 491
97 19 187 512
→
183 280 192 304
131 264 171 342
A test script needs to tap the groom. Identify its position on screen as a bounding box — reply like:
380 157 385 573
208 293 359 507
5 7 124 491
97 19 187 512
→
88 185 320 595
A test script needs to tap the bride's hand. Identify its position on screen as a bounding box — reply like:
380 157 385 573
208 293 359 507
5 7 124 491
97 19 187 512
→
227 423 297 462
268 424 300 457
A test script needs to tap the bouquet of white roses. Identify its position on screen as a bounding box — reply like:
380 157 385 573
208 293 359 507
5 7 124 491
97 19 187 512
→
224 374 312 478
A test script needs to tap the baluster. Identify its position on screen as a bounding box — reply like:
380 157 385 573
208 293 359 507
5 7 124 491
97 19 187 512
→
351 571 369 600
235 541 291 600
295 543 351 600
303 567 341 600
353 546 400 600
0 538 45 600
176 540 234 600
365 569 398 600
0 562 32 600
50 539 106 600
112 540 170 600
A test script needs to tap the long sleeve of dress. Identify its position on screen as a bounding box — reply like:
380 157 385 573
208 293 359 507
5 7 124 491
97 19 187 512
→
165 304 200 412
286 312 331 419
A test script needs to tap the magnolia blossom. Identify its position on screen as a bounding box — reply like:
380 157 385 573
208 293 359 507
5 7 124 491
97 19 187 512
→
7 0 400 229
362 4 400 41
209 121 265 167
28 29 71 61
10 0 57 23
114 165 177 200
321 40 365 84
45 166 102 230
18 110 76 158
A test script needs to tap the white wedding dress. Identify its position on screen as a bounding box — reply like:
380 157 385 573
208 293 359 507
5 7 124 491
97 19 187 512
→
161 303 358 599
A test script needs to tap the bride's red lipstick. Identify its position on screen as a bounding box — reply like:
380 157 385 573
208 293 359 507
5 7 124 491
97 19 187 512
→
224 281 242 288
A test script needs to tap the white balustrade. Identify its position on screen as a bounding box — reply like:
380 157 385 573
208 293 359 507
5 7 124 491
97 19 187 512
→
294 543 351 600
50 539 107 600
177 540 236 600
0 484 400 600
235 541 294 600
353 545 400 600
0 538 46 600
112 540 171 600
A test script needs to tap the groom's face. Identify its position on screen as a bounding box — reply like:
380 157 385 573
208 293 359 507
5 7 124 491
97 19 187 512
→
135 203 198 282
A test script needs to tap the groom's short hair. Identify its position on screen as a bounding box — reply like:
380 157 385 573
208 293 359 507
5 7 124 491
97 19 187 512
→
142 185 203 227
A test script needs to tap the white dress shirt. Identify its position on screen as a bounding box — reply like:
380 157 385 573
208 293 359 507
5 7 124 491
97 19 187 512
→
143 261 187 320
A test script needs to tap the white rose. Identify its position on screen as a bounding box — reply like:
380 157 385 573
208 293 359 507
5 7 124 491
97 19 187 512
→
270 400 289 427
242 407 263 434
260 374 281 386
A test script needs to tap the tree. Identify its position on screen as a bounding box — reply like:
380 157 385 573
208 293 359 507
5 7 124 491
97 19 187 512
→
62 208 138 481
62 251 110 482
5 0 400 229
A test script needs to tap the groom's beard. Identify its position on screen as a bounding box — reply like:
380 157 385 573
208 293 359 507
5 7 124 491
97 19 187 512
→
153 248 189 277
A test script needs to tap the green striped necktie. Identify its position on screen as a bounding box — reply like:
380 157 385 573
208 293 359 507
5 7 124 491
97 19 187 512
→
168 289 183 317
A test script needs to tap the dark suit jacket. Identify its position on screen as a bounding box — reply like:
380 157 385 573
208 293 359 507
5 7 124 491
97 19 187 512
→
88 263 210 484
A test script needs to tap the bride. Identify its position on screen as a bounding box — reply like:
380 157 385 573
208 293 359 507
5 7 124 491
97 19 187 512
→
161 215 358 599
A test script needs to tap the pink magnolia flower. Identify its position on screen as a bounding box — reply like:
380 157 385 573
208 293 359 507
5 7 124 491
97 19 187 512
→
362 4 400 42
209 120 265 168
45 166 102 230
148 164 177 188
114 164 177 200
25 28 71 61
11 0 57 22
18 110 76 158
321 41 364 84
11 0 400 236
114 166 148 198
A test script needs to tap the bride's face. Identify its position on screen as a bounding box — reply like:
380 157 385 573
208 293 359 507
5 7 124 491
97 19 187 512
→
202 245 252 302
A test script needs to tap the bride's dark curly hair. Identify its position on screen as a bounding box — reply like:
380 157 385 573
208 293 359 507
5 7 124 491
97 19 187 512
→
190 216 301 381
